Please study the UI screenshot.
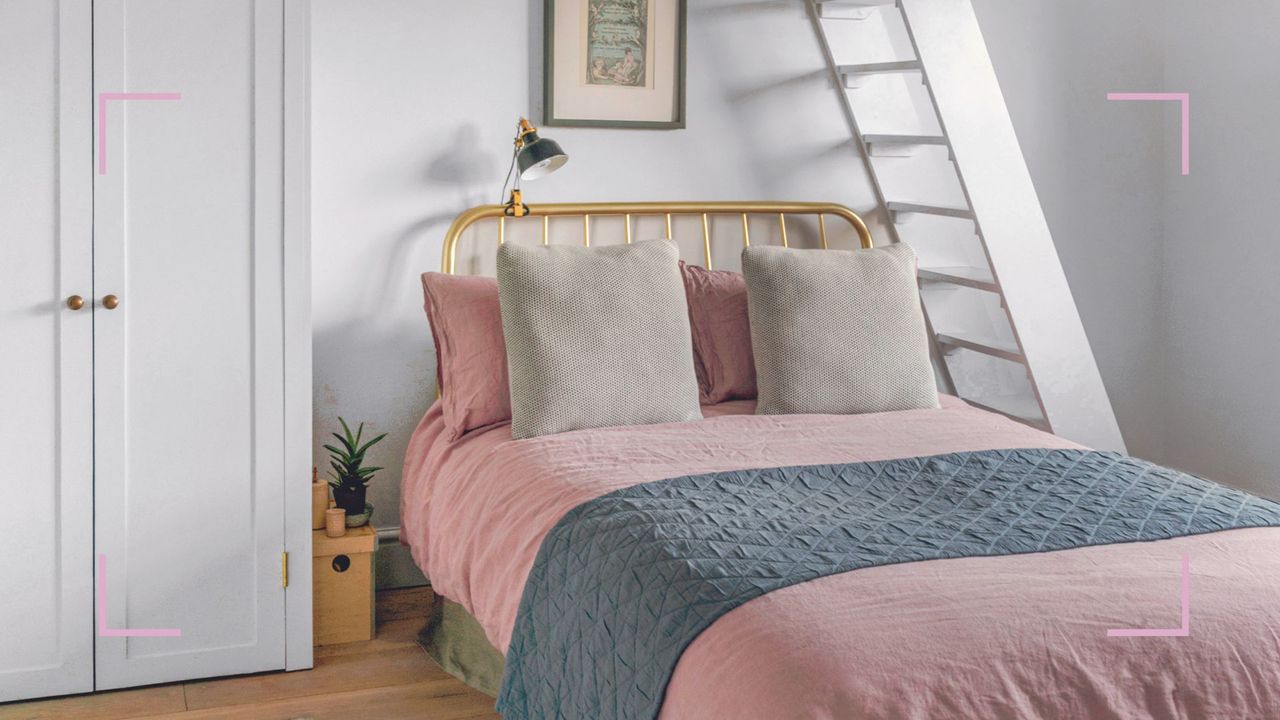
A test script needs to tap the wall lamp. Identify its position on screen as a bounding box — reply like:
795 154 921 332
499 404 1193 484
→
502 117 568 217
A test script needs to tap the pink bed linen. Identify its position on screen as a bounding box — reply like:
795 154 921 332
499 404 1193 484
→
401 397 1280 718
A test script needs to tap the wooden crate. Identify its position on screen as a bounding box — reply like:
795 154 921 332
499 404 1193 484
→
312 525 377 645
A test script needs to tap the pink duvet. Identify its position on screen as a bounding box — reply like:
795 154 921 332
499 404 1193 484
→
401 397 1280 719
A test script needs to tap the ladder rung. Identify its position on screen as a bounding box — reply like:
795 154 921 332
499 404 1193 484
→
887 201 974 220
918 265 998 293
863 133 947 147
841 60 922 74
964 395 1049 429
840 60 922 86
818 0 897 17
935 333 1024 363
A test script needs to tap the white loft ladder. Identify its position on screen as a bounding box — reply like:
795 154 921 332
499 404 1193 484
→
807 0 1126 451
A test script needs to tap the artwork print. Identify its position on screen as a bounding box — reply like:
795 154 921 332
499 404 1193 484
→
546 0 685 128
585 0 650 88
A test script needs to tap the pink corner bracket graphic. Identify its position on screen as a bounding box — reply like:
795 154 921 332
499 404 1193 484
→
97 554 182 638
1106 92 1190 176
97 92 182 175
1106 555 1190 638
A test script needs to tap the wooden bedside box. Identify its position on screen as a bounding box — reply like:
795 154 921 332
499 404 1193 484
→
312 525 377 645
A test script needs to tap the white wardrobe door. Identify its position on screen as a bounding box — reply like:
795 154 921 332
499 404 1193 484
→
0 0 94 703
93 0 286 689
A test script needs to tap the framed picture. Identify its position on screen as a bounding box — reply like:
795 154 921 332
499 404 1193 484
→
543 0 687 129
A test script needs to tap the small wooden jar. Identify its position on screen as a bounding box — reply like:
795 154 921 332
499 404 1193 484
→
324 508 346 538
311 482 329 530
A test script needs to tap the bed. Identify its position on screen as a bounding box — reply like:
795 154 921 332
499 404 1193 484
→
402 202 1280 719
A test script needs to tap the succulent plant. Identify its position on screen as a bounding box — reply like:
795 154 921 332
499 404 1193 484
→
324 417 387 489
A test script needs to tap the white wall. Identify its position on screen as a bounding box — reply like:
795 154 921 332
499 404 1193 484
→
311 0 881 585
312 1 1275 586
1159 0 1280 498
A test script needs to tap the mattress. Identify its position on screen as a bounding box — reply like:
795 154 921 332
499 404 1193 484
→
401 397 1280 718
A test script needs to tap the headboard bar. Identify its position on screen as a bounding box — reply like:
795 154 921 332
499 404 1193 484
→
440 201 874 274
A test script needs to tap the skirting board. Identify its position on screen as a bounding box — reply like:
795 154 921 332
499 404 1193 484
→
373 526 429 589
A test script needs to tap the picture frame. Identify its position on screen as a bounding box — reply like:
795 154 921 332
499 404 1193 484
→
543 0 687 129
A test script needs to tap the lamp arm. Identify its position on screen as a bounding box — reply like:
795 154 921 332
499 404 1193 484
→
499 132 520 207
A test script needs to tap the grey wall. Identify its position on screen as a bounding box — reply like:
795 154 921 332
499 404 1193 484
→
1159 0 1280 497
967 0 1280 497
972 0 1166 462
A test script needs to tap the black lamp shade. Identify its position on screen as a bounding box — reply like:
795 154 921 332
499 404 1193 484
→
517 131 568 181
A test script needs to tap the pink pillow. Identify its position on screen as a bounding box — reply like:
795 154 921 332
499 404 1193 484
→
421 273 510 439
680 262 757 404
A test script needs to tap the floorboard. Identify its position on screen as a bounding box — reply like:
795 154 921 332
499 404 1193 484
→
0 587 501 720
0 685 187 720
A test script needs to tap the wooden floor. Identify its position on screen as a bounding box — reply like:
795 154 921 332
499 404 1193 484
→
0 587 500 720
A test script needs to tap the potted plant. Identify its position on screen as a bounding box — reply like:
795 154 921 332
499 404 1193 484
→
325 417 387 523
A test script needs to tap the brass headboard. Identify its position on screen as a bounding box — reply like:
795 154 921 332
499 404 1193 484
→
440 201 874 274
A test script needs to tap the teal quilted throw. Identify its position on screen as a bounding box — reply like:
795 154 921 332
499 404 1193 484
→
496 449 1280 720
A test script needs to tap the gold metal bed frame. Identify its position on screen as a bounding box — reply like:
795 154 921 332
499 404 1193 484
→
439 201 874 274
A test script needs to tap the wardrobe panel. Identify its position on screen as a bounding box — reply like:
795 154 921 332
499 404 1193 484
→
0 0 95 702
93 0 287 689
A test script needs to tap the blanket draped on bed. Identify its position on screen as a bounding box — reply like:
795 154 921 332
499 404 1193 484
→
495 448 1280 720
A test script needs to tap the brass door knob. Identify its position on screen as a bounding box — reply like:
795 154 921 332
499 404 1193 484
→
66 295 85 310
102 294 120 310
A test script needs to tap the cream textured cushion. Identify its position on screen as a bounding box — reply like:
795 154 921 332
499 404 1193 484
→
496 240 703 439
742 243 939 415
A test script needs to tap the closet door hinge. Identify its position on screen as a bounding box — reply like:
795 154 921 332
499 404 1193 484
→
281 552 289 588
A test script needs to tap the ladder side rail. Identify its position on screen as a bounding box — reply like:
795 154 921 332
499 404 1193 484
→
804 0 957 396
889 0 1047 427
